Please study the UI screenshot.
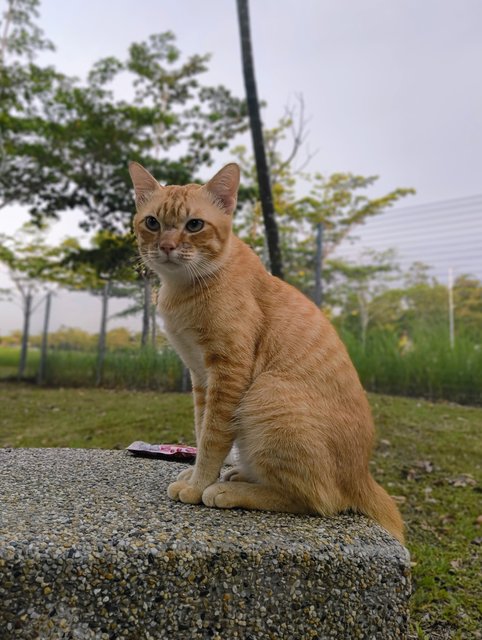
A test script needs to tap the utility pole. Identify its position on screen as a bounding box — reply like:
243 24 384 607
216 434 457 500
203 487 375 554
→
314 222 324 306
236 0 284 279
448 267 455 349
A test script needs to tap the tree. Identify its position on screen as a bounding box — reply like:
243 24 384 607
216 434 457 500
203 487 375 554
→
0 223 62 377
233 116 414 298
59 231 138 384
0 0 74 214
0 0 53 63
326 249 399 349
453 275 482 338
2 25 248 233
110 272 159 349
236 0 283 279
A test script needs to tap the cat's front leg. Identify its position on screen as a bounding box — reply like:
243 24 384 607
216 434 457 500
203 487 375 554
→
191 373 207 445
167 366 248 505
173 374 206 484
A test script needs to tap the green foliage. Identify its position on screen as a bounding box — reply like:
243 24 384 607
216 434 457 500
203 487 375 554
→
58 231 137 289
43 346 183 390
1 326 166 353
453 274 482 337
0 344 183 389
1 18 248 233
326 248 399 347
232 117 414 293
0 0 53 62
340 324 482 405
333 263 482 346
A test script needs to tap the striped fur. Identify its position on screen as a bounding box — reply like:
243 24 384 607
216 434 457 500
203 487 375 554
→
129 162 404 544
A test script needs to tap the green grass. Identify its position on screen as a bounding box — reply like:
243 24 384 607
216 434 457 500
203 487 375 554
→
341 326 482 405
0 346 184 390
0 346 39 378
0 384 193 449
1 383 480 638
2 326 481 404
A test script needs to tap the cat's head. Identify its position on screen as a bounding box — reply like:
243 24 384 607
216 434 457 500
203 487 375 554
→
129 162 240 283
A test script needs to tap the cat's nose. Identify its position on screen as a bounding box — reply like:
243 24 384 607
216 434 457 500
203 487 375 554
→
159 241 176 254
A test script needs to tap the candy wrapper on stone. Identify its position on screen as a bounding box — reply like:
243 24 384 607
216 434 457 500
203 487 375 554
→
127 441 197 462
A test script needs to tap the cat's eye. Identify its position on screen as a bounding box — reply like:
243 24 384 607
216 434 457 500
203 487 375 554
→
185 219 204 233
144 216 160 231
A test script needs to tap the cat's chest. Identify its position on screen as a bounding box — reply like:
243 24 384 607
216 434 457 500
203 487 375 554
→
163 317 207 385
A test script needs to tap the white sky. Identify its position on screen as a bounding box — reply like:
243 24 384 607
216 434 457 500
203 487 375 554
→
1 0 481 334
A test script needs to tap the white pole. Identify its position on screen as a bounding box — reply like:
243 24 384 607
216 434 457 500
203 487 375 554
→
448 268 455 349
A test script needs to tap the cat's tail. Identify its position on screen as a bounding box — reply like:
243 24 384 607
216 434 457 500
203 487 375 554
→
356 475 405 545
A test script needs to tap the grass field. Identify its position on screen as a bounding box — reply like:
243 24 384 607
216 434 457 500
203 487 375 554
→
1 382 480 638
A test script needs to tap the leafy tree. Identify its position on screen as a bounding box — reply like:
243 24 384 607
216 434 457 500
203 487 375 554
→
110 273 159 349
2 22 248 232
58 231 139 384
232 116 414 297
0 0 53 62
36 326 96 351
0 223 62 377
326 249 399 349
453 275 482 338
336 264 482 347
0 0 74 213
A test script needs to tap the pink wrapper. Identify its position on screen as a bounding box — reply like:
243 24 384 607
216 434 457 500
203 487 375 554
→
127 441 197 462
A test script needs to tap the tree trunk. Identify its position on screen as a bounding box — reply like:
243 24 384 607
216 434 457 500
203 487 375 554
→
96 281 111 386
181 366 191 393
358 291 369 352
236 0 284 279
18 290 32 379
151 303 157 349
37 291 52 385
141 276 151 348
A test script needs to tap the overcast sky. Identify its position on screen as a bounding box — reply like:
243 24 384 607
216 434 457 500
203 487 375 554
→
1 0 481 334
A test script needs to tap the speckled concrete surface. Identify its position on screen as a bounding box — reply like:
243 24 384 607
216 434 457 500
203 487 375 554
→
0 448 410 639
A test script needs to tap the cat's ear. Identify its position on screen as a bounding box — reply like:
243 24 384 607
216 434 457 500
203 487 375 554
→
128 161 161 207
204 163 240 214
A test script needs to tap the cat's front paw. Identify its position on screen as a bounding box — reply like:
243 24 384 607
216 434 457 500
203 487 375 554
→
167 480 203 505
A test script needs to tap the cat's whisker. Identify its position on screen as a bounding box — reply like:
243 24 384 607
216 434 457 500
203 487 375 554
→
186 261 213 305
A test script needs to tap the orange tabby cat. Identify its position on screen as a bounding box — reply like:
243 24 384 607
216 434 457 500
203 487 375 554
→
129 161 405 544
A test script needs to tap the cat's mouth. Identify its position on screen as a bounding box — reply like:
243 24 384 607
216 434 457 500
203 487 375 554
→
144 250 193 272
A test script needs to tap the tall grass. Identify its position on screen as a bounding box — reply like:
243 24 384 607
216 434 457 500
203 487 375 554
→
340 324 482 405
0 347 184 391
1 326 480 404
0 347 39 379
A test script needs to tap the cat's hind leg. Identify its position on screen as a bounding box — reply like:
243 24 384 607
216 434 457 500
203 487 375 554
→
222 467 250 482
202 481 309 514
